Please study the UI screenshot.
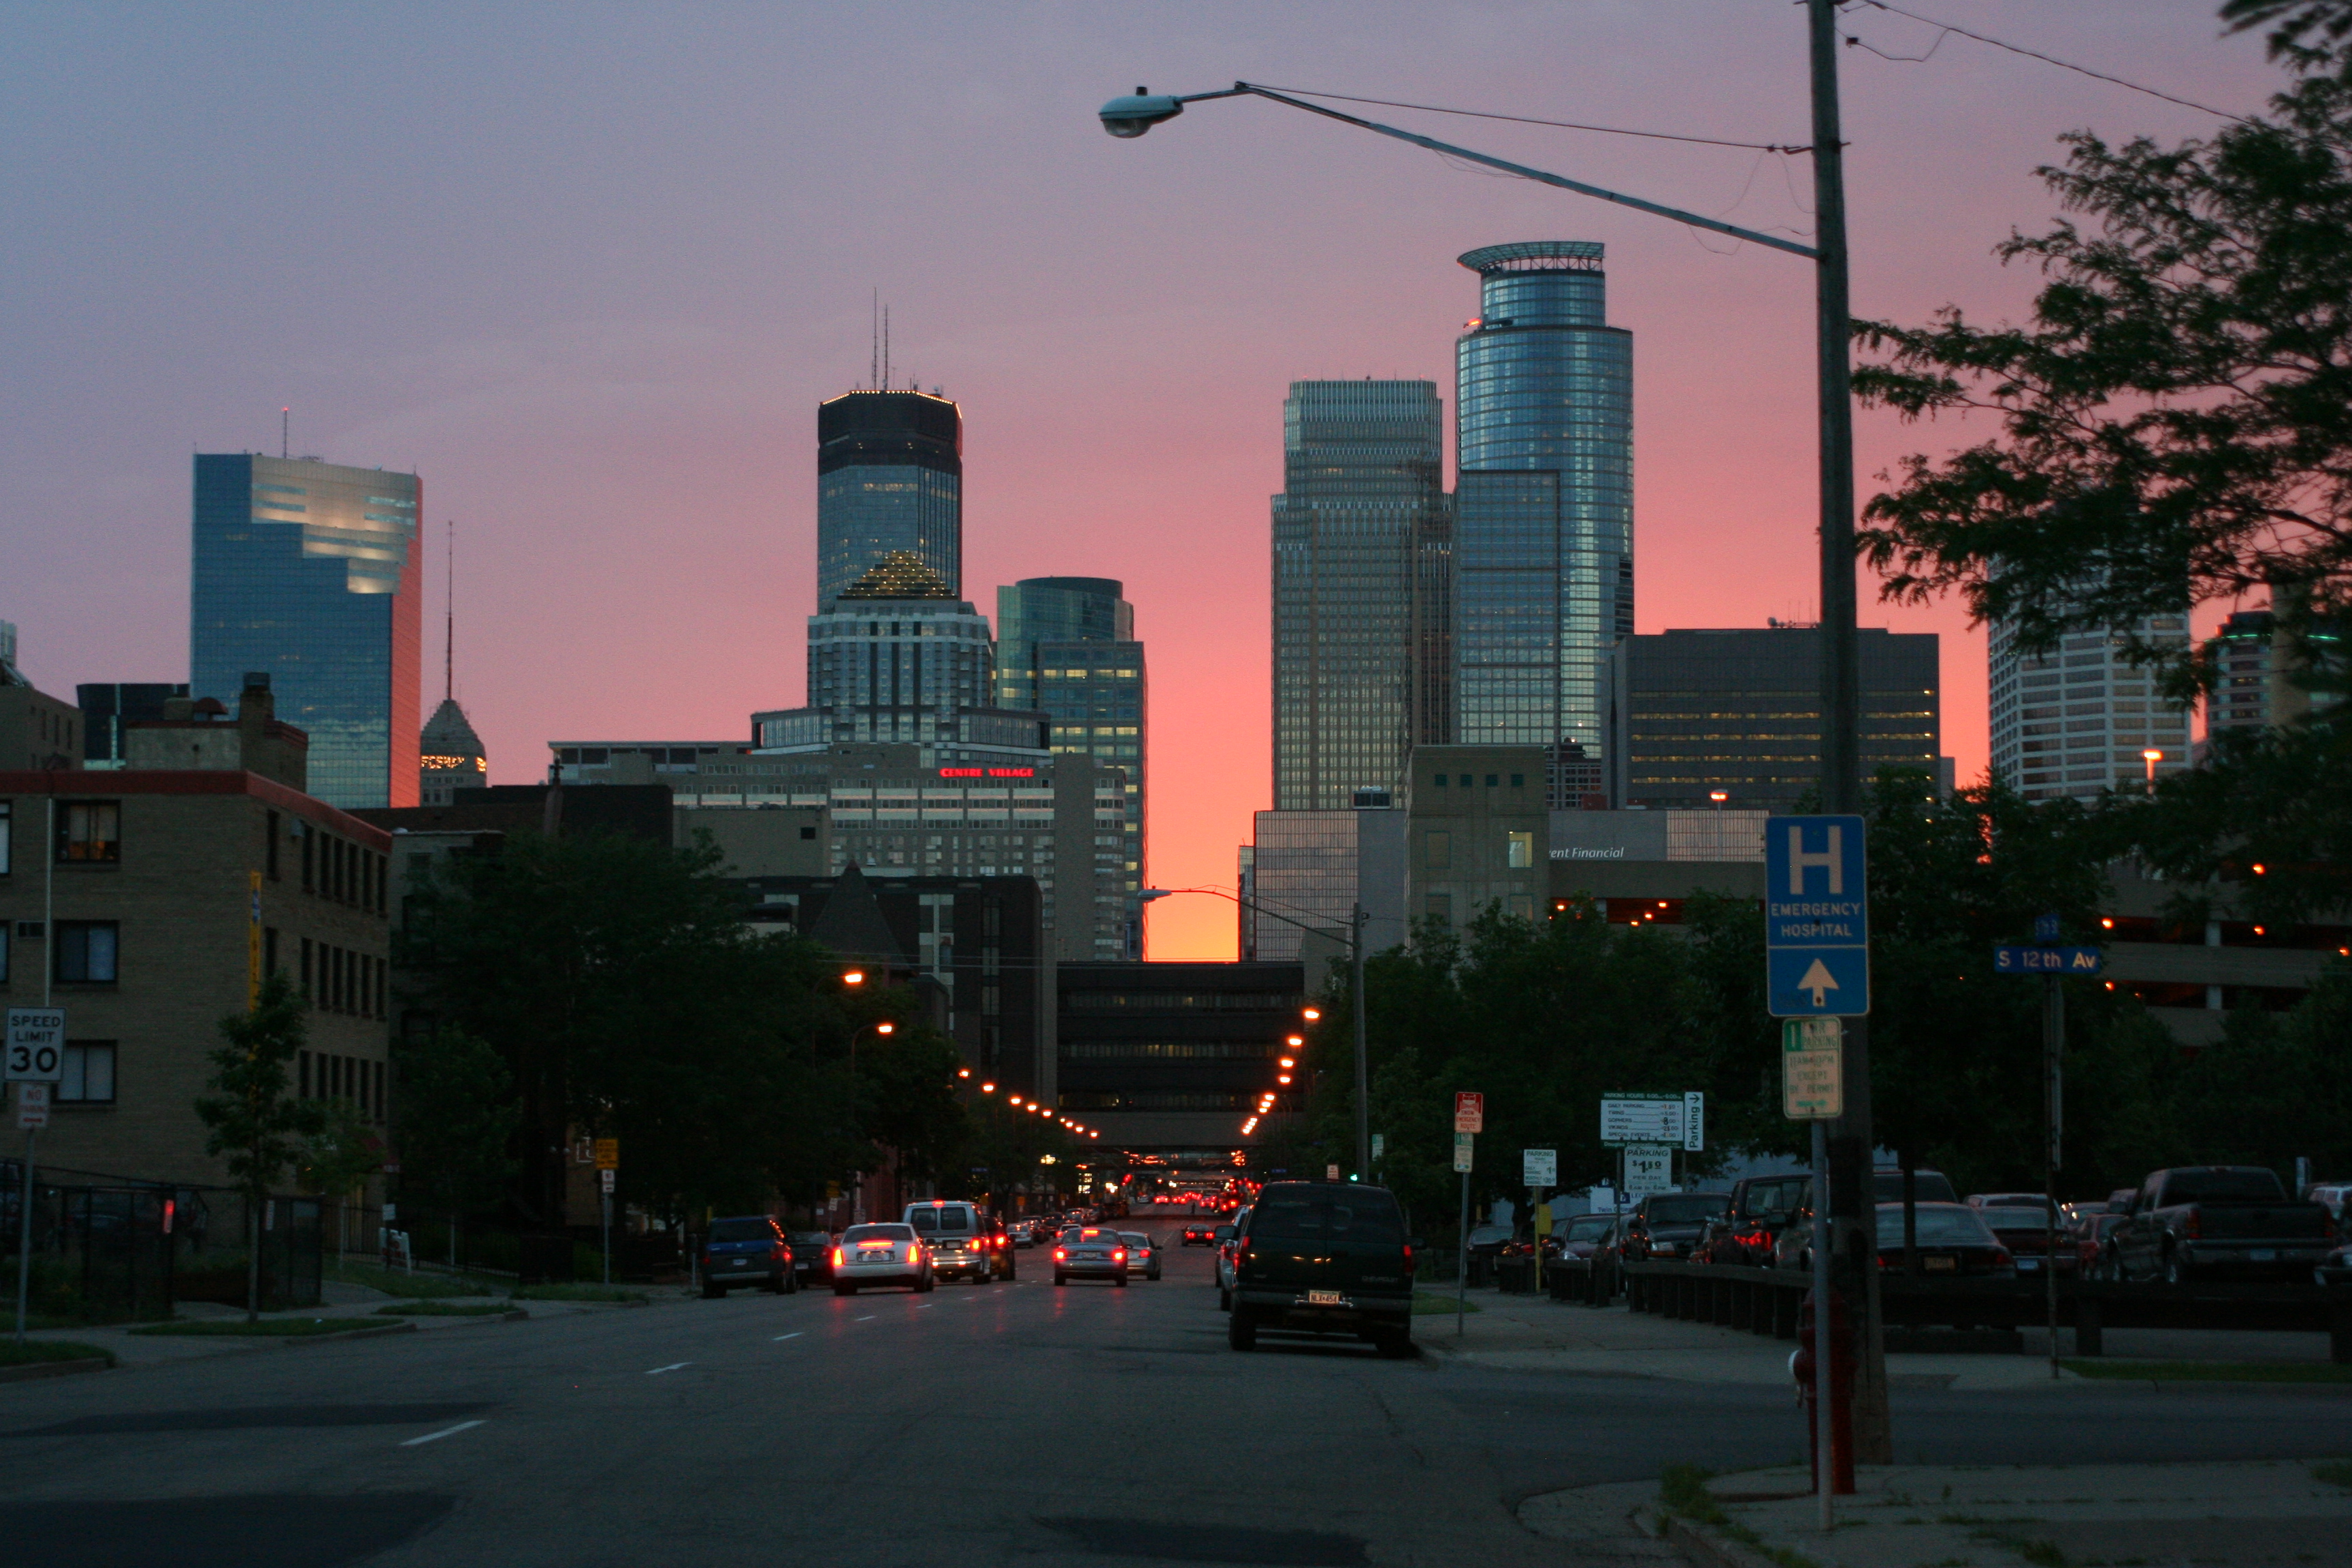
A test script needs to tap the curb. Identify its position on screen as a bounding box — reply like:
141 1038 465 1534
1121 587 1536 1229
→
1661 1514 1774 1568
0 1357 112 1384
282 1320 418 1348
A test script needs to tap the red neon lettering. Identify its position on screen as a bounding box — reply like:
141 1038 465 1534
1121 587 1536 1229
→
938 768 981 777
986 768 1034 777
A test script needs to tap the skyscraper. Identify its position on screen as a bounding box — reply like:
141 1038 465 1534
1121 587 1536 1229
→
816 390 962 606
1271 380 1448 811
997 578 1146 956
1989 615 2192 802
191 454 421 809
1452 242 1633 808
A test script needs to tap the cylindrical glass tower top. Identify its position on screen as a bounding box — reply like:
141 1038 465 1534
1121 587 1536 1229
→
816 389 963 606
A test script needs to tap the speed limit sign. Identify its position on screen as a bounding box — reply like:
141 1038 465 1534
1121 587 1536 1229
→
5 1008 66 1081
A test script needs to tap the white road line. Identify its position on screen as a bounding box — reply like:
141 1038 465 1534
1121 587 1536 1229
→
646 1362 690 1375
855 1315 876 1322
916 1303 934 1310
772 1332 802 1341
399 1420 485 1448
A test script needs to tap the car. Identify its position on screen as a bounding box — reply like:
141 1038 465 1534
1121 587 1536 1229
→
2112 1166 2336 1283
700 1215 798 1297
1618 1192 1731 1262
1699 1175 1808 1266
1776 1201 2015 1275
1180 1222 1219 1247
832 1222 932 1294
904 1200 1003 1284
1967 1191 2050 1211
1972 1201 2063 1273
1224 1181 1416 1357
1053 1225 1132 1286
1120 1231 1162 1281
1552 1213 1620 1261
1215 1208 1253 1307
787 1229 835 1285
2070 1211 2129 1279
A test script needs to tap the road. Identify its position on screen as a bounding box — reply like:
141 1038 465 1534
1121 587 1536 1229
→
3 1240 2348 1567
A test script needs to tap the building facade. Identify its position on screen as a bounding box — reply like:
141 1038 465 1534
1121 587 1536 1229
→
817 390 962 606
191 453 422 811
1989 616 2191 802
1271 380 1449 811
2206 608 2342 737
77 683 188 766
1241 807 1407 967
1403 745 1550 930
996 578 1145 958
1610 627 1941 811
419 697 487 806
1053 960 1308 1154
1452 244 1634 808
0 627 83 772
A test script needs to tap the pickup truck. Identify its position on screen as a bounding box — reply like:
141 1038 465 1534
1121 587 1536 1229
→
2111 1166 2337 1284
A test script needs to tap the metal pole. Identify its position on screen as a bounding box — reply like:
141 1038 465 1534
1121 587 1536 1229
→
13 1129 35 1343
1456 1169 1469 1336
2045 973 2063 1377
1808 0 1889 1464
1350 904 1369 1179
602 1190 612 1286
1812 1118 1834 1531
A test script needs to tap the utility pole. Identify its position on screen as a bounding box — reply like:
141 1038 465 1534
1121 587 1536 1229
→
1350 903 1369 1179
1807 0 1888 1463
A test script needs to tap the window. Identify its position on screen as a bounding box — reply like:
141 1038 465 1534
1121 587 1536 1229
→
264 927 279 975
1507 894 1536 923
58 802 120 863
1485 774 1499 787
1424 893 1453 926
58 1042 115 1105
1510 773 1525 788
267 811 281 879
300 938 313 1000
300 823 314 891
1507 831 1535 869
0 923 8 985
1431 773 1447 787
1424 830 1451 870
54 922 118 983
799 826 817 840
0 800 10 874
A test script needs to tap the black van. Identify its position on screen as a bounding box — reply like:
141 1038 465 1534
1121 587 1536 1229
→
1226 1182 1415 1356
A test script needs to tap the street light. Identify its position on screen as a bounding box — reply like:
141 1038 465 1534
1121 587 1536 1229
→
2142 747 2163 797
1145 883 1371 1177
845 1018 896 1224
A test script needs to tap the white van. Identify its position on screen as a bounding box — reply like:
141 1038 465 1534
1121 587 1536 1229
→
902 1200 1006 1284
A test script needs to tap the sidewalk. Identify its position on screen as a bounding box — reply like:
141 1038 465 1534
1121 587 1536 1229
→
1529 1460 2352 1568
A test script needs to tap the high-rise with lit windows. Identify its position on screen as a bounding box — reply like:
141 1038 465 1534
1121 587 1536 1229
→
816 390 962 606
1989 615 2192 802
1452 242 1633 808
1271 380 1448 811
190 454 421 809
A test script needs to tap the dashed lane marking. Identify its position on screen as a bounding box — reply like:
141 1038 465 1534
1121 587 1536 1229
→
399 1420 485 1448
645 1363 690 1375
772 1332 802 1341
855 1316 876 1322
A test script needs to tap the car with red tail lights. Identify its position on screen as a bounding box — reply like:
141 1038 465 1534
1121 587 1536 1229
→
1052 1225 1131 1286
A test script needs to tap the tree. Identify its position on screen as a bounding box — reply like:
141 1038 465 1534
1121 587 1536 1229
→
195 971 325 1320
391 1026 517 1250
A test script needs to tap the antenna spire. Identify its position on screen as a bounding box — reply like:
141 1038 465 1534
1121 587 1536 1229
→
444 518 455 703
869 289 879 389
883 305 891 388
281 407 289 459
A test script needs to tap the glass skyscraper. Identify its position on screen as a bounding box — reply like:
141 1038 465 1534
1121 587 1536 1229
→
1989 613 2191 803
996 578 1145 956
190 454 421 808
1453 242 1633 807
1271 380 1449 811
816 390 962 606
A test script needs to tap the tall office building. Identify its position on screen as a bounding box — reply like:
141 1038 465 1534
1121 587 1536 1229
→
817 390 962 606
1271 381 1449 811
996 578 1145 956
191 454 421 809
1610 627 1940 811
78 683 189 766
1452 243 1634 808
1989 615 2191 802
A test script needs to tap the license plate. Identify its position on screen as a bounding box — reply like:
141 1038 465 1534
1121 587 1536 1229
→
2249 1249 2276 1262
731 1259 749 1267
1307 1289 1344 1306
2017 1258 2039 1271
1924 1256 1956 1272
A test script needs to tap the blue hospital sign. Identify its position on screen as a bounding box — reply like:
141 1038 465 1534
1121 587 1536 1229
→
1764 815 1870 1017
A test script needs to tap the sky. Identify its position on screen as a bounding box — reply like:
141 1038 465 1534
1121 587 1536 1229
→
0 2 2287 958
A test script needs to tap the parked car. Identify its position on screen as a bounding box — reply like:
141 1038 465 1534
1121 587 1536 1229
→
1967 1191 2049 1210
1699 1175 1809 1266
1463 1222 1513 1260
1215 1207 1254 1307
700 1215 797 1297
1053 1225 1132 1286
1224 1181 1416 1357
2112 1166 2337 1283
1618 1192 1732 1262
1553 1213 1620 1261
787 1230 835 1286
832 1222 933 1294
1180 1221 1220 1247
1967 1200 2062 1273
2070 1211 2129 1280
1120 1231 1163 1281
903 1200 1003 1285
1776 1202 2016 1275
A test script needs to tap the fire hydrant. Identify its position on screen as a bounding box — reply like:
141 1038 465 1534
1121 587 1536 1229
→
1792 1286 1856 1494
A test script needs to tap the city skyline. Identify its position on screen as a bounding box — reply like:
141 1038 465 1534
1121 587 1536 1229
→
0 3 2284 957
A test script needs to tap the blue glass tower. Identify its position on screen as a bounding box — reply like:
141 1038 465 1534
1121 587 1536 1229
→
816 390 962 606
190 454 422 808
1452 242 1633 806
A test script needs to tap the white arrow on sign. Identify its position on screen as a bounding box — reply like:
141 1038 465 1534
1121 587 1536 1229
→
1797 960 1840 1007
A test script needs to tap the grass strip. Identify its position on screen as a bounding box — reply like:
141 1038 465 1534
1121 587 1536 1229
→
2059 1359 2352 1384
0 1339 116 1368
374 1303 519 1318
1659 1464 1822 1568
326 1263 502 1300
2315 1460 2352 1491
509 1284 647 1303
1411 1292 1481 1316
130 1318 373 1337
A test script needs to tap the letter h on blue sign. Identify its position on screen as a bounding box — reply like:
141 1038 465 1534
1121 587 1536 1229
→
1786 823 1845 896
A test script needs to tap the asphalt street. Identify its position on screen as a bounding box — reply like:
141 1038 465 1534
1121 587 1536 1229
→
3 1241 2348 1568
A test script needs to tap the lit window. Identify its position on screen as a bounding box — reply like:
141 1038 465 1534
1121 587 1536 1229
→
58 801 120 864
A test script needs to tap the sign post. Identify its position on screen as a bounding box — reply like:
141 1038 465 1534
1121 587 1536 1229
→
1995 920 2103 1382
593 1140 619 1287
7 1007 65 1348
1453 1094 1482 1337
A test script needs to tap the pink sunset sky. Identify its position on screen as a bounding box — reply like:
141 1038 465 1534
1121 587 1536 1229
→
0 3 2286 958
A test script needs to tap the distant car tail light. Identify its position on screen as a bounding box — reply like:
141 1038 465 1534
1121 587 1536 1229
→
1054 1248 1066 1261
1112 1249 1126 1261
1403 1243 1416 1277
831 1247 844 1267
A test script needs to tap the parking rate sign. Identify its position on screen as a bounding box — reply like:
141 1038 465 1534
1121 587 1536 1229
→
1764 815 1869 1017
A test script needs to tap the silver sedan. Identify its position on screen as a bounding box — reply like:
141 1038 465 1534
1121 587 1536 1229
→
831 1223 934 1295
1120 1232 1162 1281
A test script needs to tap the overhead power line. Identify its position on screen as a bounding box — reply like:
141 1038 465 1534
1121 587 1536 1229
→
1252 83 1809 153
1849 0 2256 124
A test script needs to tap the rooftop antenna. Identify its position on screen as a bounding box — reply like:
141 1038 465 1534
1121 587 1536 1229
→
869 290 879 389
883 305 892 389
281 408 289 459
443 518 456 703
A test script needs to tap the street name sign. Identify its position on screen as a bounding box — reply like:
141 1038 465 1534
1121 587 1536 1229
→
1600 1094 1683 1147
1764 815 1869 1017
1622 1144 1672 1197
1371 1133 1385 1162
5 1008 66 1082
1454 1092 1484 1134
1522 1148 1558 1187
17 1081 50 1130
1452 1132 1475 1173
1781 1018 1843 1120
1993 946 2104 975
